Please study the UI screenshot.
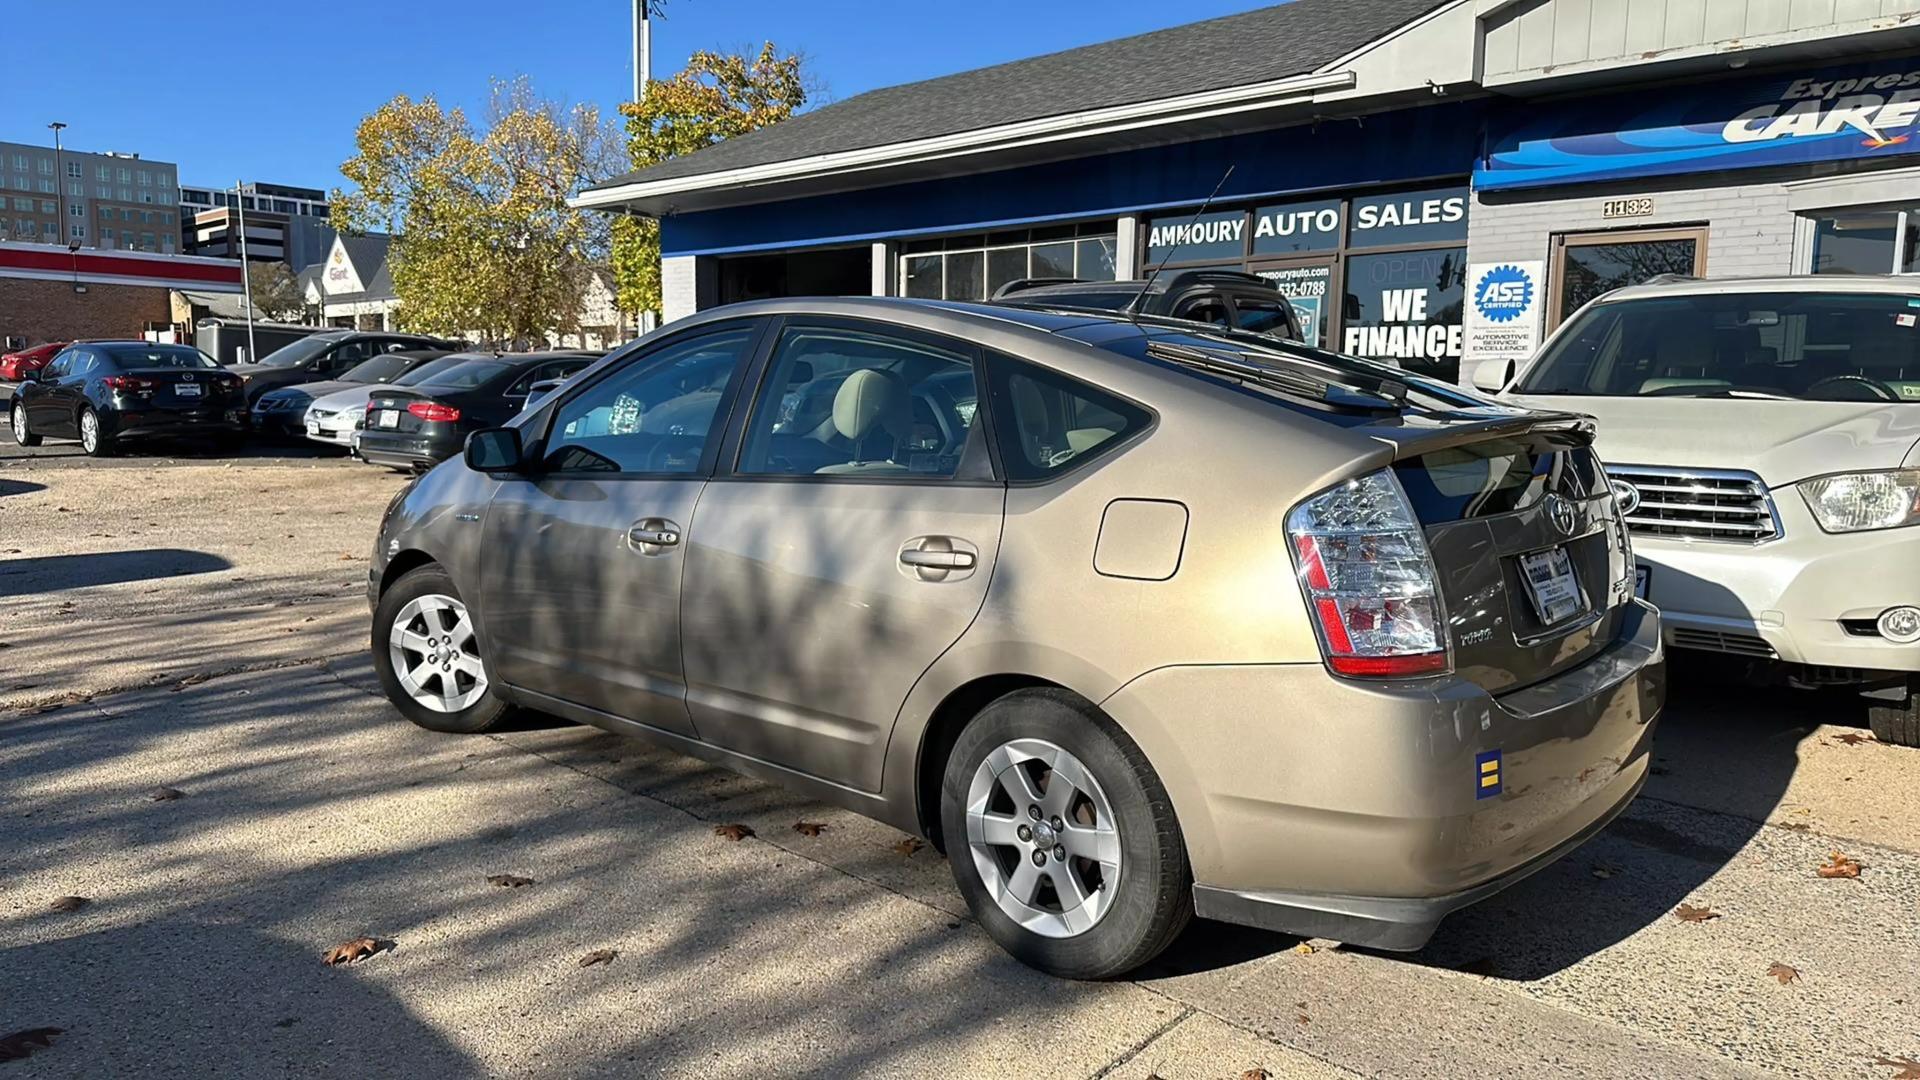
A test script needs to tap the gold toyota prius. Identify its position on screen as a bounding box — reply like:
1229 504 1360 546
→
366 297 1665 979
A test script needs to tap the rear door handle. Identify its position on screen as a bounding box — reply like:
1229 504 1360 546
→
899 548 975 570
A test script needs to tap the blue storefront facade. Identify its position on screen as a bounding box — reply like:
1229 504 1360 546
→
587 1 1920 385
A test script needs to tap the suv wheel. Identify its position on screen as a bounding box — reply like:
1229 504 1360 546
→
940 689 1191 979
372 564 510 734
10 402 39 447
1868 683 1920 748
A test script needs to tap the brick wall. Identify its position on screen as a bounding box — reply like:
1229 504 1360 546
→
1470 178 1797 277
0 276 172 346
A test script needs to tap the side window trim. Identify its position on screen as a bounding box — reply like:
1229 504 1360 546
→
715 313 1000 485
530 318 771 480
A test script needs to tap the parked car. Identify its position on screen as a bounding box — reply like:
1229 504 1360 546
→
9 341 245 456
365 297 1663 978
302 354 473 451
0 341 72 396
250 349 451 438
357 351 598 471
1488 274 1920 747
230 330 464 406
993 269 1303 340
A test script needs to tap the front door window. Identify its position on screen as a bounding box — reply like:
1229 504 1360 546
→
1551 227 1708 328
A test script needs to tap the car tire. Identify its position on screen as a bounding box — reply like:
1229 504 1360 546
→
372 564 512 735
940 688 1192 979
78 407 113 457
10 402 40 447
1868 687 1920 748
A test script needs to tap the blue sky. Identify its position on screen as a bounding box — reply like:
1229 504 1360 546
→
5 0 1274 194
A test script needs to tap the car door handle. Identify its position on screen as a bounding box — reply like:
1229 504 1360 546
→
899 548 974 570
629 525 680 547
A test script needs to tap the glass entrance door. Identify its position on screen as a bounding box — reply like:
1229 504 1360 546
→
1549 227 1708 328
1249 258 1336 348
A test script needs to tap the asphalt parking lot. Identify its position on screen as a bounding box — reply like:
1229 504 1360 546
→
5 443 1920 1079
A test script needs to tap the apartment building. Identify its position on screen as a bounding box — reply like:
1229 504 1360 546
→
0 141 180 254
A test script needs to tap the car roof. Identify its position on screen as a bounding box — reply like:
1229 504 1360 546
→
1596 273 1920 304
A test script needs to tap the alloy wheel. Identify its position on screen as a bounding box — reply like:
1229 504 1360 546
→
79 411 99 454
10 404 25 443
387 593 487 713
965 737 1123 938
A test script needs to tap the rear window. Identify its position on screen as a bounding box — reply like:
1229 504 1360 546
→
1394 436 1604 522
104 346 217 370
412 360 509 389
342 355 416 383
1520 291 1920 402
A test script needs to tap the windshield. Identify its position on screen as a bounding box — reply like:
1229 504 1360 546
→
342 354 418 384
1519 292 1920 402
257 335 339 368
107 346 218 370
409 359 510 390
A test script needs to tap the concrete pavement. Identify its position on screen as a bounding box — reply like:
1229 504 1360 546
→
5 453 1920 1078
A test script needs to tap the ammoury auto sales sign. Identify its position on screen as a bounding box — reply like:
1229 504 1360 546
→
1476 58 1920 190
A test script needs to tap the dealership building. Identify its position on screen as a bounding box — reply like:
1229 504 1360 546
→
578 0 1920 383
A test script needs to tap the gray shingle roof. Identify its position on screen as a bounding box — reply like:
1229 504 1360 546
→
590 0 1444 191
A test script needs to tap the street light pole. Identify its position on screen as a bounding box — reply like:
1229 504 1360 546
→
235 180 257 364
47 121 68 243
631 0 651 103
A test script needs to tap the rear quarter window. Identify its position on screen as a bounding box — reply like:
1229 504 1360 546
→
985 354 1152 481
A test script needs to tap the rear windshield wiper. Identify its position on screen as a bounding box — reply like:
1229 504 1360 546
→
1145 341 1404 412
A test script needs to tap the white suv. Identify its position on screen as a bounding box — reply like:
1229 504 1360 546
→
1488 275 1920 745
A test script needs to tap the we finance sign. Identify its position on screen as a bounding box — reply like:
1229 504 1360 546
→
1477 59 1920 191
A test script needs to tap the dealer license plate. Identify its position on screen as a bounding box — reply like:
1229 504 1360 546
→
306 420 321 436
378 409 400 429
175 383 201 397
1519 545 1584 626
1634 564 1650 600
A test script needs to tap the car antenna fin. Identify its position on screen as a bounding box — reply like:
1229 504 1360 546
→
1128 164 1236 326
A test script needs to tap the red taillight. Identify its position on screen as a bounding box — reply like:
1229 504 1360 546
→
103 374 158 393
1328 652 1449 677
407 401 461 423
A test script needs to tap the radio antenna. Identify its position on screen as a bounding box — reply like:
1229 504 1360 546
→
1128 164 1236 325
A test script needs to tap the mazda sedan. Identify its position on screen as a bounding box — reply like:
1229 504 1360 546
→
10 341 245 455
366 298 1665 978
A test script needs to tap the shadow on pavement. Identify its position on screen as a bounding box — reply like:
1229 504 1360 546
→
0 477 46 497
0 549 232 596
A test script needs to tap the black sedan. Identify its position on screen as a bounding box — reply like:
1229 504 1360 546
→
249 348 451 437
9 342 247 456
358 351 598 471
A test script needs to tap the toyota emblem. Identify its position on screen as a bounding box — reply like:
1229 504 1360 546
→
1609 478 1641 516
1545 494 1577 538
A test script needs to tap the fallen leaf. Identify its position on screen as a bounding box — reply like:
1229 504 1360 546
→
1291 942 1315 956
1673 902 1720 923
1877 1057 1920 1080
48 895 88 912
1241 1070 1272 1080
714 823 753 841
1817 850 1863 879
486 874 535 888
1832 732 1874 746
1778 821 1811 832
792 821 828 837
147 787 184 802
578 948 617 968
894 837 926 856
0 1027 63 1062
1767 962 1799 985
172 673 209 691
322 936 386 965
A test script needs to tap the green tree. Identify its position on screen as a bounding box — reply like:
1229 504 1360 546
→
245 260 306 322
613 43 807 317
331 79 618 346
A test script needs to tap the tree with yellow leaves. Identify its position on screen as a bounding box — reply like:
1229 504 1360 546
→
332 79 618 346
612 43 807 317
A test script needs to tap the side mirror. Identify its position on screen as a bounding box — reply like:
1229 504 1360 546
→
1469 359 1515 394
465 427 525 473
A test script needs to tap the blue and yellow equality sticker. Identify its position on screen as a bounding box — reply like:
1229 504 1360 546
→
1475 749 1503 799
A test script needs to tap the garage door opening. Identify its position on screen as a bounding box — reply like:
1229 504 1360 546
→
719 247 870 305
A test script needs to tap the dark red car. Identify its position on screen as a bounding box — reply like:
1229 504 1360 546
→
1 341 72 383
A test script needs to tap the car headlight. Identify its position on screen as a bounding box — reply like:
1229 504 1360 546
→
1799 469 1920 533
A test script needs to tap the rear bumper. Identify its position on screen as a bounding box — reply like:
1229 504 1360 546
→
357 431 455 468
248 409 309 437
1101 599 1663 950
105 407 247 439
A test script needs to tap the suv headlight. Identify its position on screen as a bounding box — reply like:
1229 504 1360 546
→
1798 470 1920 533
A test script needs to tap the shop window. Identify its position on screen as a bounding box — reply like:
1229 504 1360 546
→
987 247 1027 296
1341 248 1467 383
1811 209 1920 275
1074 237 1116 279
904 255 942 299
946 250 985 302
897 222 1115 301
1031 241 1074 279
1550 227 1706 328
